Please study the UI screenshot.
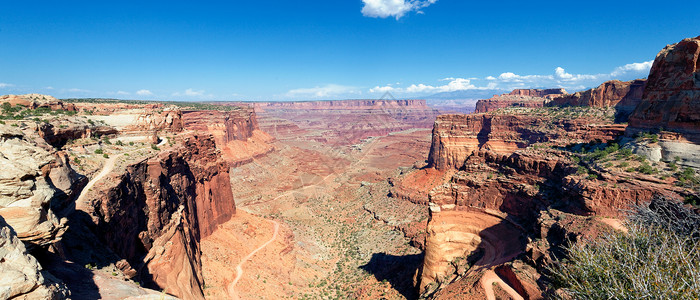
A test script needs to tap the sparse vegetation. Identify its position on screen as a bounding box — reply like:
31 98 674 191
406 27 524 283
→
94 148 103 154
550 195 700 299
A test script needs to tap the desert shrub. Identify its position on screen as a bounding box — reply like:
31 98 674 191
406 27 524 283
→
115 140 124 146
637 162 655 175
549 196 700 299
576 166 587 175
677 167 699 188
151 145 160 150
94 149 103 154
618 162 629 168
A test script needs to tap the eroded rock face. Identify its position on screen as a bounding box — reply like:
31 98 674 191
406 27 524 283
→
549 79 646 109
474 89 567 114
0 94 77 112
0 217 68 299
628 36 700 141
427 114 625 170
126 106 184 132
78 133 235 299
507 88 567 98
183 107 275 166
0 124 68 248
37 119 118 148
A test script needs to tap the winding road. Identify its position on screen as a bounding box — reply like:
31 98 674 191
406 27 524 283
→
227 220 280 300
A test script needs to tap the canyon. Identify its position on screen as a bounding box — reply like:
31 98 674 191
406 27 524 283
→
0 35 698 300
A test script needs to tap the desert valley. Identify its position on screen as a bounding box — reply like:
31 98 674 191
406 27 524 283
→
0 34 699 300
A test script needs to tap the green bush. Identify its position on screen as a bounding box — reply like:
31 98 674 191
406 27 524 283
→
637 162 656 175
576 166 587 175
549 196 700 299
94 149 103 154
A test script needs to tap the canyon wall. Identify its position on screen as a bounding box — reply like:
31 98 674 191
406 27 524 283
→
548 79 646 109
253 99 440 144
125 106 184 132
415 36 700 296
474 89 566 114
0 94 77 112
427 113 625 170
507 88 567 98
77 133 235 299
627 36 700 141
183 106 274 166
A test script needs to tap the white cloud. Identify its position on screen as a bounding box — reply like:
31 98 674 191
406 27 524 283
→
610 60 653 77
369 60 654 97
45 86 54 90
361 0 438 19
184 88 204 97
136 89 153 96
371 77 477 94
67 88 90 93
284 84 360 99
116 91 130 96
0 83 12 88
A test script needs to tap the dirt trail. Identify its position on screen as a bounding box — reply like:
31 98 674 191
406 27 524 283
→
481 269 524 300
75 139 167 211
227 220 280 300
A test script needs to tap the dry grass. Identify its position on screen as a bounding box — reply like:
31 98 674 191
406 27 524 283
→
550 196 700 299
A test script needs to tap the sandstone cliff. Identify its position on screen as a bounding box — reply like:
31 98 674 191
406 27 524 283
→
125 106 184 132
76 133 235 299
0 216 68 299
0 124 69 248
427 113 625 170
474 89 566 114
183 106 274 166
507 88 567 98
549 79 646 109
627 36 700 141
0 94 77 112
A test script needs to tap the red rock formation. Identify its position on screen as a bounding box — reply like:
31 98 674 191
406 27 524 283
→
126 106 184 132
427 113 625 170
78 133 235 299
0 94 77 112
474 89 567 114
508 88 567 98
549 79 646 108
627 36 700 140
182 107 275 166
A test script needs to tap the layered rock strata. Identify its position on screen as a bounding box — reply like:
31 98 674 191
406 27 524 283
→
474 89 567 114
549 79 646 109
183 107 274 166
0 94 77 112
427 113 625 170
77 133 236 299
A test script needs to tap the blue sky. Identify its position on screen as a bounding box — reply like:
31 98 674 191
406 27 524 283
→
0 0 698 101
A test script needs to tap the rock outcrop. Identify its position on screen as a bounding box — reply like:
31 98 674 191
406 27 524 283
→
427 113 625 170
627 36 700 142
508 88 567 98
549 79 646 109
183 107 274 166
474 89 566 114
0 94 77 112
0 217 68 299
76 133 236 299
0 124 69 248
126 106 184 132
